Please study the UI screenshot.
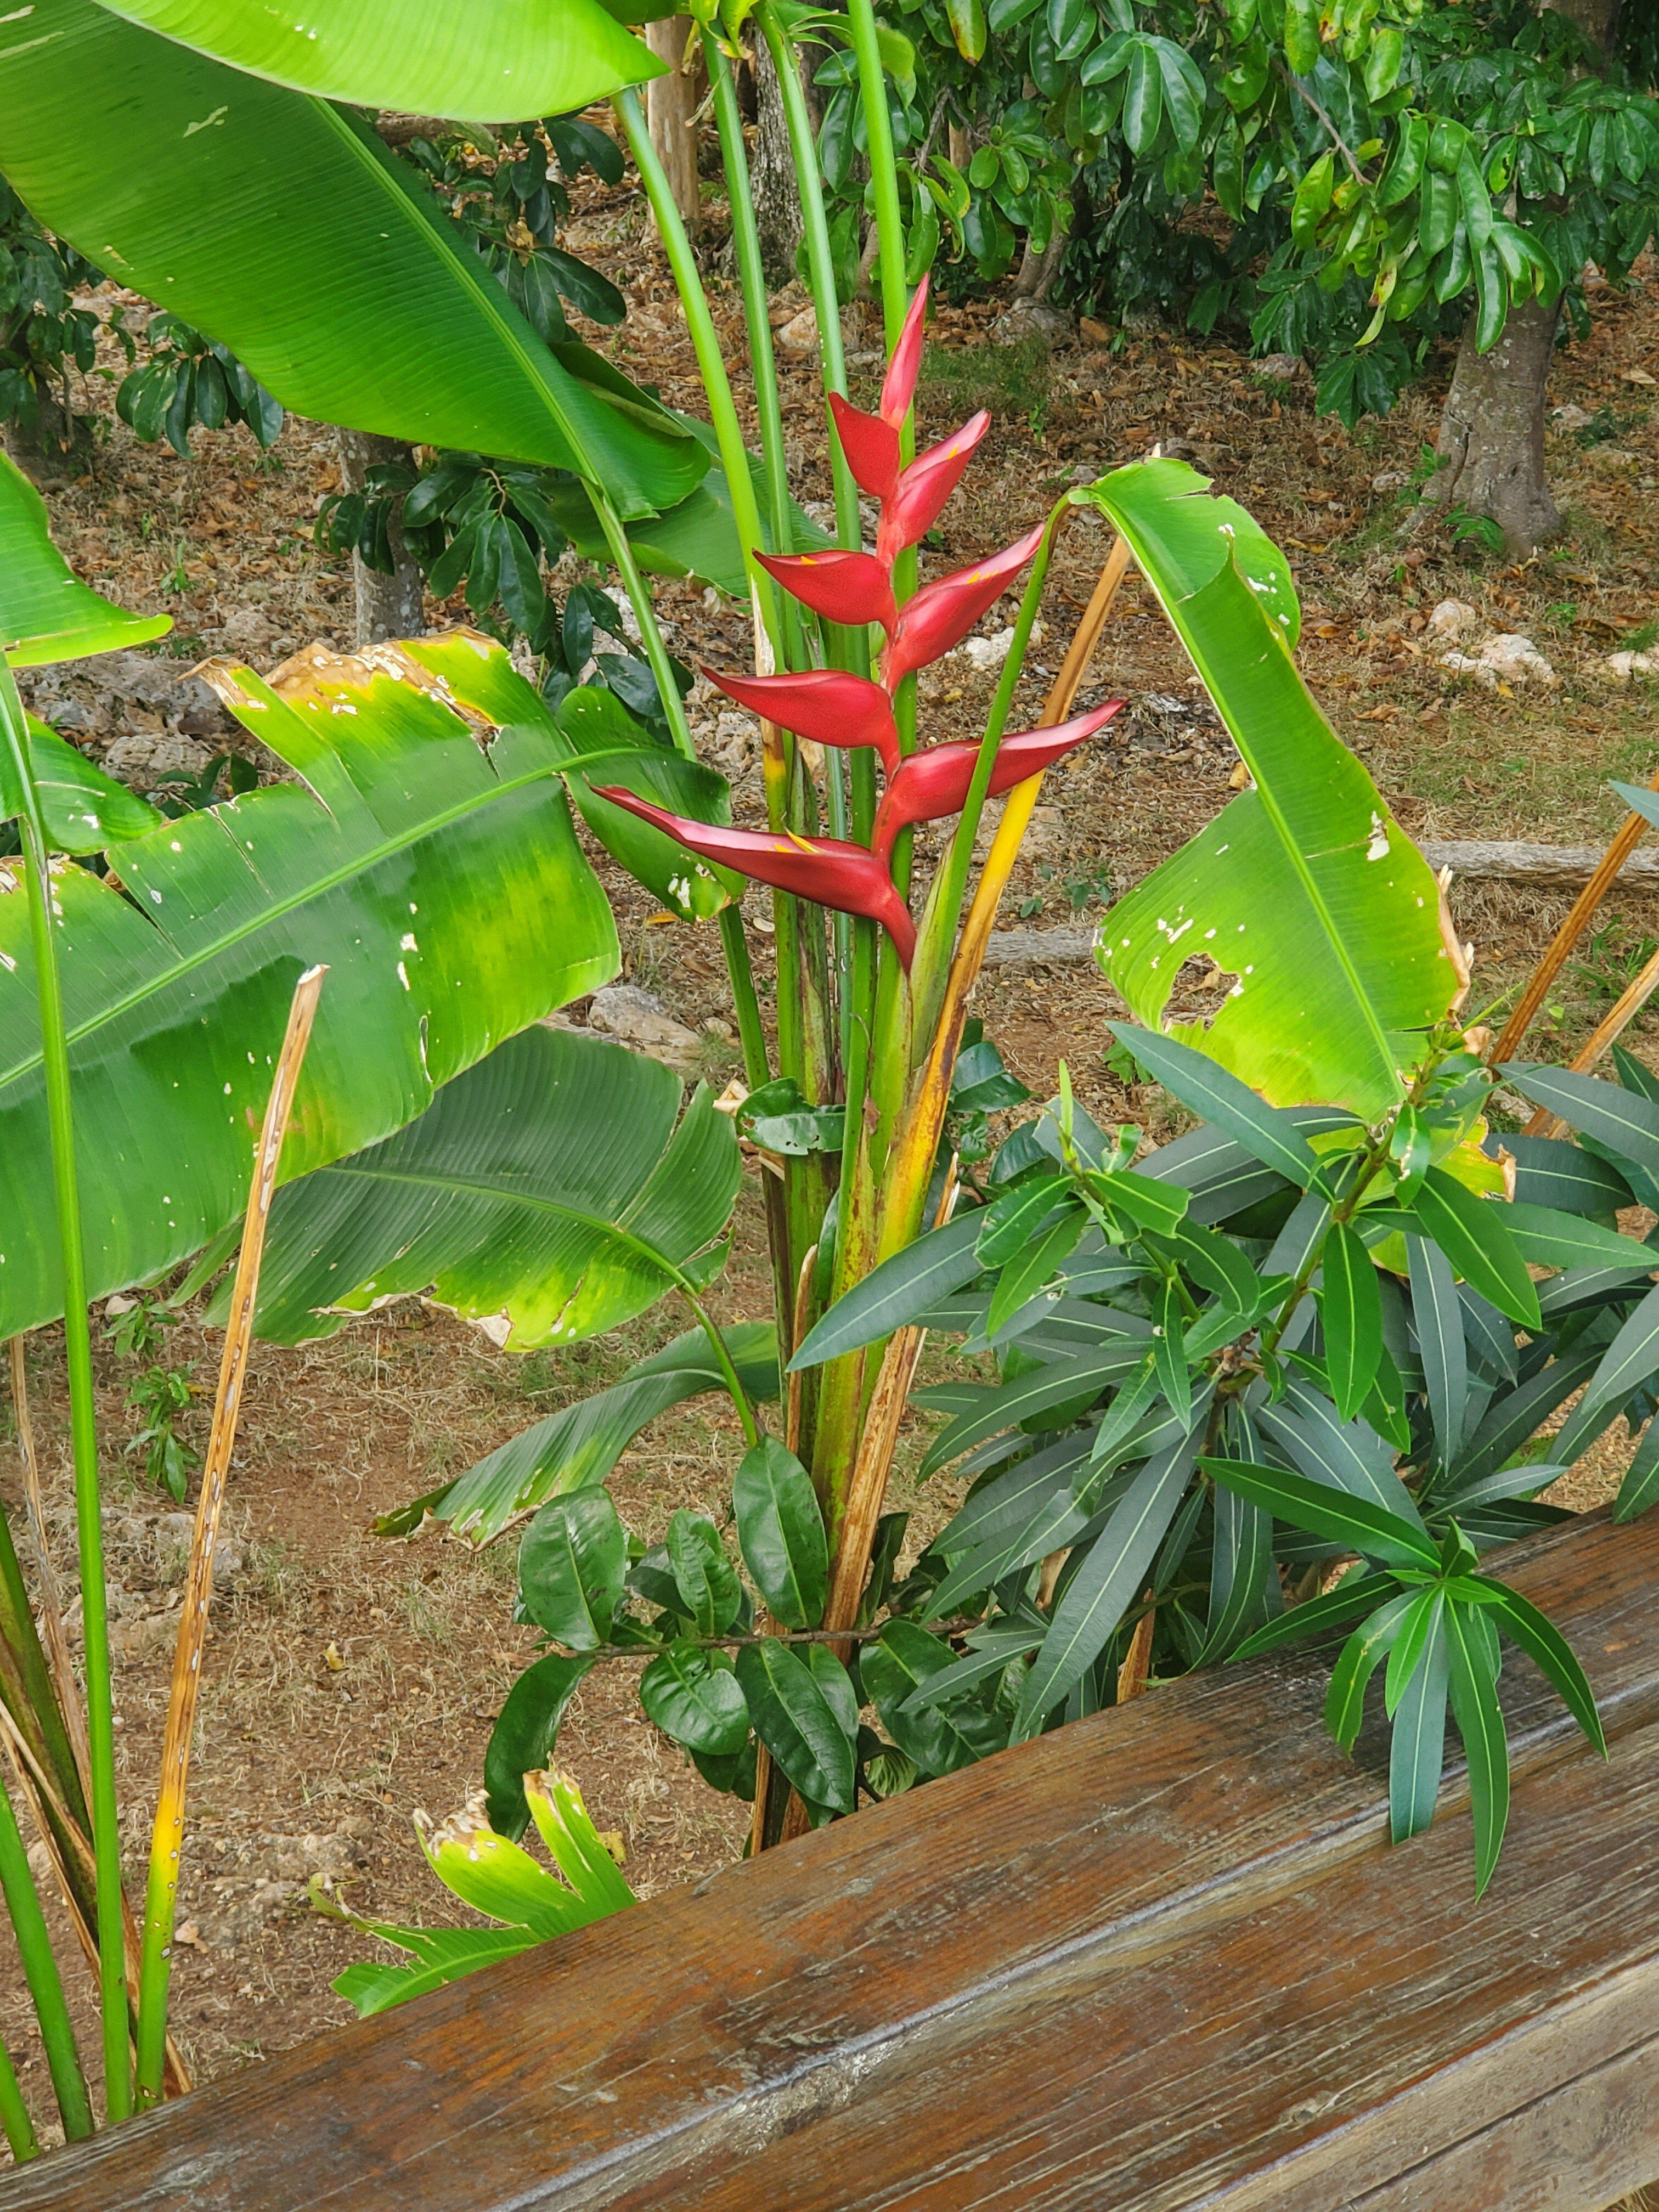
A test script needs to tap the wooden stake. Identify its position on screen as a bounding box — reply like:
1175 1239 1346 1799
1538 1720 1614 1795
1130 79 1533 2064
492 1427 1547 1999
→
132 964 325 2106
1524 944 1659 1137
1491 769 1659 1066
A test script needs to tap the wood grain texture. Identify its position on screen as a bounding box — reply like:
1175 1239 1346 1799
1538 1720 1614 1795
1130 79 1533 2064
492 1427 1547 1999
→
9 1510 1659 2212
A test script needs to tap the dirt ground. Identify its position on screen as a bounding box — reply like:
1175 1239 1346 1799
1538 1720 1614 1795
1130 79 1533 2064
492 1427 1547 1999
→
2 150 1657 2127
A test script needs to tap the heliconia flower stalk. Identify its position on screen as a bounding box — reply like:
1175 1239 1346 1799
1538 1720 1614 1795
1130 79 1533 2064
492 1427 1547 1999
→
755 548 897 633
879 276 929 428
878 410 991 563
828 392 901 502
870 701 1125 861
704 666 900 774
883 520 1049 691
594 786 918 968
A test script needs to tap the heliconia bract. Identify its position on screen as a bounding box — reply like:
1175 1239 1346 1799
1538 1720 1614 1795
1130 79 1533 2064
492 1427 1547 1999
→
704 667 901 774
870 701 1125 861
756 548 897 633
828 392 901 502
879 276 929 429
883 521 1049 691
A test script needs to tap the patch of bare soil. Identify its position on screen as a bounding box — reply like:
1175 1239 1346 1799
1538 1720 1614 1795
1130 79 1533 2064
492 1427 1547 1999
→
2 158 1655 2119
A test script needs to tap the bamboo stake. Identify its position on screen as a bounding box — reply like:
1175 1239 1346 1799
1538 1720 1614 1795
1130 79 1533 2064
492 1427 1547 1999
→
132 964 325 2107
1491 767 1659 1066
8 1340 90 1800
1523 943 1659 1138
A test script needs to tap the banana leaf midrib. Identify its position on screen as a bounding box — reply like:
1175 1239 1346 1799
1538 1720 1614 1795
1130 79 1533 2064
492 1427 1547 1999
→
0 753 567 1088
318 101 620 497
1130 534 1397 1082
290 1159 719 1288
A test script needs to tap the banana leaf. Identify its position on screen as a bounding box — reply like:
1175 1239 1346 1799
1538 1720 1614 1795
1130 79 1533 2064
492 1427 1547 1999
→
1 719 163 852
1079 461 1454 1118
0 634 618 1336
92 0 657 115
0 0 703 518
240 1027 741 1349
0 449 170 664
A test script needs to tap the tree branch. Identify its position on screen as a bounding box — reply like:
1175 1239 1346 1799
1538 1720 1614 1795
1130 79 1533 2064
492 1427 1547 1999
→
1275 61 1366 185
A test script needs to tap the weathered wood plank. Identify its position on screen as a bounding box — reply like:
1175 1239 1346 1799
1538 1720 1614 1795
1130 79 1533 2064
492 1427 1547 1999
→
8 1510 1659 2212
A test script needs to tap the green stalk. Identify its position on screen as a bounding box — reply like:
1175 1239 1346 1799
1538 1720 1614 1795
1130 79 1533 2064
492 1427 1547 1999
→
0 655 128 2122
615 88 783 686
0 1765 92 2142
755 0 860 546
0 2029 38 2162
909 501 1068 1038
590 487 772 1091
703 30 800 668
675 1283 760 1451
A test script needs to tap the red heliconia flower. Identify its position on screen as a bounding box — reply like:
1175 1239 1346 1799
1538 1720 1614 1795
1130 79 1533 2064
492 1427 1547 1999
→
828 392 901 503
870 701 1125 862
883 520 1048 691
756 548 897 633
878 410 991 564
879 276 929 428
703 666 900 774
594 787 917 969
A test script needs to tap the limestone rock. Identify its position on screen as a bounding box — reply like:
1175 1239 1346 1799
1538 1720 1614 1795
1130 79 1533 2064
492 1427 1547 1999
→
586 984 704 1077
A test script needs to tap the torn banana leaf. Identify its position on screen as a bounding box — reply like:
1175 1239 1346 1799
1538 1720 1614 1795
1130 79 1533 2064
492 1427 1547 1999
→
242 1028 741 1351
1078 459 1454 1118
0 635 617 1336
0 448 171 664
1 718 162 852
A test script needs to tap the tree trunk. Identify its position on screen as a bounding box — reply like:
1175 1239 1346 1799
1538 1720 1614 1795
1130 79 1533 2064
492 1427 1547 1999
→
645 17 701 238
751 31 804 288
1418 295 1563 559
336 430 426 647
1013 231 1065 303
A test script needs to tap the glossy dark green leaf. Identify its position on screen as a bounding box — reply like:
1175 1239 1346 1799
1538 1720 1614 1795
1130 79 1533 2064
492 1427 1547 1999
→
985 1207 1088 1339
791 1211 984 1370
484 1650 594 1839
1501 1133 1632 1222
1194 1482 1275 1663
1014 1435 1197 1736
518 1491 627 1649
665 1510 742 1638
1322 1220 1383 1421
1385 1587 1444 1719
1389 1602 1449 1843
1451 1345 1602 1489
1204 1456 1439 1572
731 1437 828 1632
1554 1280 1659 1462
977 1172 1072 1267
861 1620 1006 1776
1506 1063 1659 1188
1445 1600 1509 1895
1259 1378 1426 1530
639 1641 751 1756
1500 1202 1655 1278
734 1640 855 1814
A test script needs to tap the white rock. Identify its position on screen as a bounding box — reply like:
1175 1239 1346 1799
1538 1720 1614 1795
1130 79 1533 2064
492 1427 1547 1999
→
1370 470 1408 493
1551 403 1593 431
1253 353 1301 381
956 619 1043 675
774 304 819 356
1426 599 1481 641
586 984 703 1076
1608 650 1659 682
1440 631 1558 689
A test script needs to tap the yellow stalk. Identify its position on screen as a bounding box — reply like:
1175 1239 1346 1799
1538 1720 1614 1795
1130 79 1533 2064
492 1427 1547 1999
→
132 964 325 2106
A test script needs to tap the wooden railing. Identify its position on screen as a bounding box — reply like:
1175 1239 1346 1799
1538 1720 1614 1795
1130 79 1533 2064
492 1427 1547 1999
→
8 1508 1659 2212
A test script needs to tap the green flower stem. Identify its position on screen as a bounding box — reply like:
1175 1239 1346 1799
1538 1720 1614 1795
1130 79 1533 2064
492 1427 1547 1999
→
589 486 773 1093
587 487 696 763
614 88 783 692
0 2028 38 2162
0 1764 91 2143
703 30 802 672
909 499 1067 1040
754 0 860 548
0 654 128 2123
